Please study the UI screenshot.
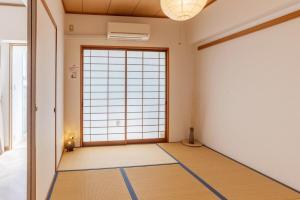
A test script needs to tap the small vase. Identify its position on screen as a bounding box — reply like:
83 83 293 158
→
189 127 195 144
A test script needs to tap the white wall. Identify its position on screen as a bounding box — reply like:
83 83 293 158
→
35 0 64 198
64 14 194 146
189 0 300 191
185 0 300 44
0 6 27 41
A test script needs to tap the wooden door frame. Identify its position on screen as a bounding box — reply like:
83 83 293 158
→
28 0 37 199
80 45 169 147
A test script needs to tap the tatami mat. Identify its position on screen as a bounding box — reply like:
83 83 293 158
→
159 143 300 200
125 164 218 200
58 144 177 171
50 169 131 200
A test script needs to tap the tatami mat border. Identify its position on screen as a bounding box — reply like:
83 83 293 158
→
156 144 227 200
48 143 231 200
120 168 139 200
45 143 300 199
57 162 179 173
46 172 58 200
47 163 178 199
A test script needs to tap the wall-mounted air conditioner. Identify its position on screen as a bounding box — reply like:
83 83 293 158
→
107 22 150 41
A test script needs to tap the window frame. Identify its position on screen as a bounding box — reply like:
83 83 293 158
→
80 45 169 147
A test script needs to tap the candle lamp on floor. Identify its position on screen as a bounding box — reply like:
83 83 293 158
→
65 136 75 152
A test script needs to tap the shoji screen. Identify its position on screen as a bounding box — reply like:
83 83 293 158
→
82 47 168 145
83 49 126 143
126 51 166 140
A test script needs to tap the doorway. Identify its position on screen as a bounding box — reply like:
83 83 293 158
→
0 41 27 200
0 1 30 200
10 44 27 149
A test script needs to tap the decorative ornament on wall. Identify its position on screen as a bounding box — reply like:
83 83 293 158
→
69 64 79 79
161 0 208 21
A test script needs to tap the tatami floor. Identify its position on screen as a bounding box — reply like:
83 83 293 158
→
50 143 300 200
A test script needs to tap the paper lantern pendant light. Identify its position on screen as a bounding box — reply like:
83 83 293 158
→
161 0 208 21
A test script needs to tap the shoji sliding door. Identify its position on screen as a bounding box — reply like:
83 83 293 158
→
82 49 126 144
81 47 168 146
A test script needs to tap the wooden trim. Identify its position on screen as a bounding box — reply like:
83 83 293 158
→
126 138 167 144
141 50 144 140
198 9 300 50
80 46 169 147
204 0 216 8
81 45 169 52
40 0 57 27
0 3 25 7
80 46 84 147
28 0 37 199
166 49 169 142
83 138 167 147
83 141 126 147
54 22 58 171
125 50 128 143
40 0 59 171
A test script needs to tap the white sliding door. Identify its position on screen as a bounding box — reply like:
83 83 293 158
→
126 51 166 141
35 1 56 199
